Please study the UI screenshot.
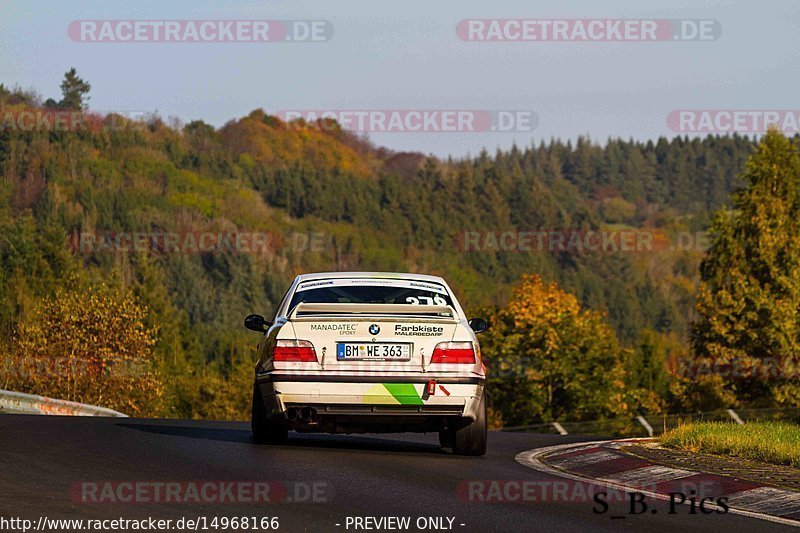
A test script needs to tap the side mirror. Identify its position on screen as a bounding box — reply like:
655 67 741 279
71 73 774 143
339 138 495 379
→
468 318 488 334
244 314 270 333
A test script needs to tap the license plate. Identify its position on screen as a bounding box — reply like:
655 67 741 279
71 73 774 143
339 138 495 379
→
336 342 411 361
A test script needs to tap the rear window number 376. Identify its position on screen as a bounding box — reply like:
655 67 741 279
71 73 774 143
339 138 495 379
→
406 296 447 305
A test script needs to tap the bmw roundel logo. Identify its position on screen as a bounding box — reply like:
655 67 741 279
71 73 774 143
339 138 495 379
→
369 324 380 335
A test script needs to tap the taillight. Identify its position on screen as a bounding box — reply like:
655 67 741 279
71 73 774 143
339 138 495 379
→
430 341 476 364
272 339 318 362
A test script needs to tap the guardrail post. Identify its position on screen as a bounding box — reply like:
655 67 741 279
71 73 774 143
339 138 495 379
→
636 415 654 437
727 408 745 425
551 422 568 435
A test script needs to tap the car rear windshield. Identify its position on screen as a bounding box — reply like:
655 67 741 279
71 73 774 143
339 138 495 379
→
289 278 453 309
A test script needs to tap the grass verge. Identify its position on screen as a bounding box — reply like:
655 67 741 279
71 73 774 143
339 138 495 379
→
660 421 800 467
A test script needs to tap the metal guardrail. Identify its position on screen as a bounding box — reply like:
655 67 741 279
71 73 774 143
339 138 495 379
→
500 407 800 437
0 389 127 417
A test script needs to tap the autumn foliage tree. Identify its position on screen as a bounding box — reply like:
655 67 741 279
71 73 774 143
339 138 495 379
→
481 275 631 426
691 129 800 406
8 284 164 415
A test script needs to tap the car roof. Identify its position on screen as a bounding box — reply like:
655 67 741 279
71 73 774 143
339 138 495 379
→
294 272 447 283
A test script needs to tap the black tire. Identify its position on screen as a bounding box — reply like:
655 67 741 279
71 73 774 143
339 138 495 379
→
451 391 487 456
251 382 288 445
438 429 453 449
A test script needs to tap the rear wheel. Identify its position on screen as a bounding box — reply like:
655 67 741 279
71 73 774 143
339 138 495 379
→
450 391 487 456
251 382 288 445
438 429 452 448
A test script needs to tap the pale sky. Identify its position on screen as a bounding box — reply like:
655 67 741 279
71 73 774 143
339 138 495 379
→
2 0 798 157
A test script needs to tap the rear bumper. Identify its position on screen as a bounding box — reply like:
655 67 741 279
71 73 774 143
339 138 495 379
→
255 373 484 421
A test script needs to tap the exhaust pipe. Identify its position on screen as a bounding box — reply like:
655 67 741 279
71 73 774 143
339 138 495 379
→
299 406 317 422
285 407 298 421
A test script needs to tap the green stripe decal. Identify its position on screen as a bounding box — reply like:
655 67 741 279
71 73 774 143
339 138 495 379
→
383 383 423 405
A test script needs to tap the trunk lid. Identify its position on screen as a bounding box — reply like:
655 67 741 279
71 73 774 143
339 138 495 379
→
287 303 458 372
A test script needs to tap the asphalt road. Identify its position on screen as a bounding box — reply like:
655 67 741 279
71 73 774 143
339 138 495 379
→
0 415 786 532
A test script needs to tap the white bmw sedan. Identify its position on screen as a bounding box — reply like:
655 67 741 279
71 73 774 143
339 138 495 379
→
245 272 488 455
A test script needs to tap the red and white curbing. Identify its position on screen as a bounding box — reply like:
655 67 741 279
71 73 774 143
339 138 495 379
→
516 438 800 527
0 389 127 417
